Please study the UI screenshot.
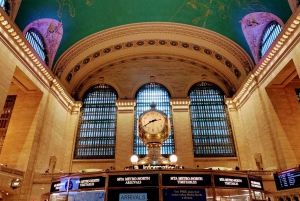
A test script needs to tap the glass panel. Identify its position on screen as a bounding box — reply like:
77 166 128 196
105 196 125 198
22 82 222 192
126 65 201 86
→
134 83 174 157
74 84 118 159
189 82 236 157
25 28 48 65
260 21 282 58
0 0 5 8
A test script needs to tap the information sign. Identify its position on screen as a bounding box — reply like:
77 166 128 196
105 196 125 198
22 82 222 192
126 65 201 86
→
162 174 211 186
166 189 206 201
50 179 69 192
249 175 264 190
69 176 106 190
108 174 159 187
214 175 248 188
274 167 300 190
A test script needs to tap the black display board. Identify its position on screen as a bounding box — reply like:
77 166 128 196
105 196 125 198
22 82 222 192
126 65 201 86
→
249 175 264 190
162 174 212 186
50 179 69 192
108 188 159 201
274 167 300 190
214 175 248 188
108 174 159 187
69 176 106 190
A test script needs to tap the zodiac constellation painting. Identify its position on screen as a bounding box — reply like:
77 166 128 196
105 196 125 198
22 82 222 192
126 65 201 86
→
56 0 95 18
185 0 266 27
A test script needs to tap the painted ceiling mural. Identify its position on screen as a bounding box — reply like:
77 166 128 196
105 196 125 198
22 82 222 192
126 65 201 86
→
15 0 291 66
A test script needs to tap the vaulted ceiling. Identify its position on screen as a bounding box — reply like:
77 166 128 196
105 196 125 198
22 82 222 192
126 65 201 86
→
14 0 292 99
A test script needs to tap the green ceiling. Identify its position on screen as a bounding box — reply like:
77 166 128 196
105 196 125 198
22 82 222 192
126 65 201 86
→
15 0 292 65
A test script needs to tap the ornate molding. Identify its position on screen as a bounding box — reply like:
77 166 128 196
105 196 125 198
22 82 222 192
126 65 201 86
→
57 39 246 82
116 100 136 113
233 9 300 108
54 22 253 77
0 9 77 112
72 53 237 99
170 98 191 112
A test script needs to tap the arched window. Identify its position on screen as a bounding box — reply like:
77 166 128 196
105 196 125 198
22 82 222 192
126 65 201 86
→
189 82 236 157
25 28 48 65
259 21 282 58
74 84 118 159
0 0 5 9
134 83 174 157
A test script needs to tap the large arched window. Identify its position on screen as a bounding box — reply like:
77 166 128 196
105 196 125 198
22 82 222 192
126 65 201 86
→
134 83 174 157
25 28 48 65
259 21 282 58
74 84 118 159
189 82 236 157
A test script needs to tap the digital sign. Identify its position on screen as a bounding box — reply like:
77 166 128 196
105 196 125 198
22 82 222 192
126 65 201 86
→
249 175 264 190
214 175 248 188
69 176 106 190
108 174 159 187
162 174 212 186
274 167 300 190
50 179 69 192
166 189 206 201
108 189 159 201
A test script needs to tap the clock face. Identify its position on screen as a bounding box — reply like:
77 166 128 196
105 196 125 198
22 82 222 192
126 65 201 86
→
140 111 166 134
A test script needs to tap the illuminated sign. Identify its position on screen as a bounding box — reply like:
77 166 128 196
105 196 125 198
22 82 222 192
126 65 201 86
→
108 174 158 187
214 175 248 188
166 189 206 201
50 179 69 192
162 174 211 186
274 167 300 190
119 193 147 201
249 176 264 190
69 176 106 190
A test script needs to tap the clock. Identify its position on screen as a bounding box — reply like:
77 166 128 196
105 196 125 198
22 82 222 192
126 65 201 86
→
140 110 166 134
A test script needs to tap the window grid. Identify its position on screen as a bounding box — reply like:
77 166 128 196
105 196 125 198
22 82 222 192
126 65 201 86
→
25 28 48 65
260 21 282 58
0 95 17 154
134 83 175 158
189 82 236 157
74 84 117 159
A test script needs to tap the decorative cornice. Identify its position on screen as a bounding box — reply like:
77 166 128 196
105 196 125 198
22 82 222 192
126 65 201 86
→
170 98 191 112
57 39 246 83
72 53 237 98
116 100 136 113
0 9 77 112
232 8 300 107
54 22 253 78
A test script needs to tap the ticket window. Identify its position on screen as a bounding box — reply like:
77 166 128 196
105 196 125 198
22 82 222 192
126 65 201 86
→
215 188 250 201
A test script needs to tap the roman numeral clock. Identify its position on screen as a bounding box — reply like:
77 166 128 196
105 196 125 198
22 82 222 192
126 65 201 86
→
137 103 171 164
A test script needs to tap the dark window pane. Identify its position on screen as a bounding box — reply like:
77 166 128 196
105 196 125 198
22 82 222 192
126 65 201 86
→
189 82 236 157
0 95 17 154
134 83 174 158
259 21 282 58
74 84 118 159
25 28 48 65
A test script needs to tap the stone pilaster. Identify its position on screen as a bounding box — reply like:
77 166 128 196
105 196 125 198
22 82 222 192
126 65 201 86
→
115 100 136 170
170 98 194 168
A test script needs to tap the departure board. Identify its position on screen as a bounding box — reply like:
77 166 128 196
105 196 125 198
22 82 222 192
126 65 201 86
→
274 167 300 190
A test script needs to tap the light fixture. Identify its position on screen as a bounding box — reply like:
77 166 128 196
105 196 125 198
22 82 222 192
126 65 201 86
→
169 154 178 164
130 155 139 165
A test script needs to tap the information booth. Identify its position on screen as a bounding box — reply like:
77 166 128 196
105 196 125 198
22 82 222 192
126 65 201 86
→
49 169 265 201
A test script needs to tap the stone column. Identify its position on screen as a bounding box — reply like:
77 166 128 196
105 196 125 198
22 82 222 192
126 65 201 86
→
225 98 244 169
170 98 194 168
115 100 136 170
